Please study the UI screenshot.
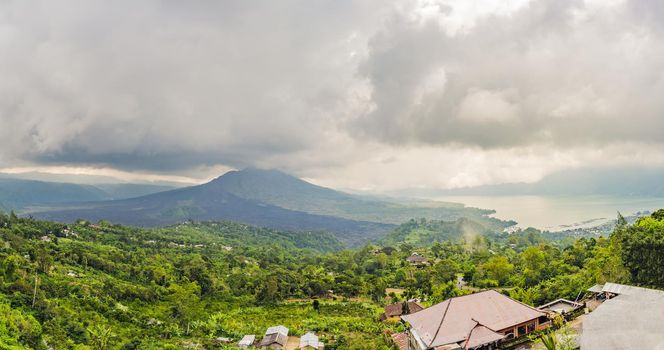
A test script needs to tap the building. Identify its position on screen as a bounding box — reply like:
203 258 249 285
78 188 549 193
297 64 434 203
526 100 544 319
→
238 334 256 349
537 298 583 315
580 283 664 350
380 300 425 321
401 290 549 350
406 253 429 266
258 326 289 350
299 331 324 349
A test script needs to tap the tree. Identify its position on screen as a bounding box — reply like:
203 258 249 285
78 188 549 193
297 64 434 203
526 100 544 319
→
433 258 459 283
257 276 280 304
312 299 321 313
167 282 202 334
521 246 546 286
481 256 514 285
618 211 664 287
370 278 387 303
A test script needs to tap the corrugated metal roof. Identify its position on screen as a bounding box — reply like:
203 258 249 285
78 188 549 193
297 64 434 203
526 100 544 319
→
402 290 545 348
601 282 662 296
580 284 664 350
265 325 289 336
238 334 255 346
300 332 320 348
382 301 425 318
587 284 604 293
537 298 583 314
259 332 288 347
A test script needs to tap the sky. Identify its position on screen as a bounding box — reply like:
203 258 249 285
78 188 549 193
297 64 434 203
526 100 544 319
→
1 0 664 192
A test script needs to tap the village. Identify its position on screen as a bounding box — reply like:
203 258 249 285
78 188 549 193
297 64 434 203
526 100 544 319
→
223 252 664 350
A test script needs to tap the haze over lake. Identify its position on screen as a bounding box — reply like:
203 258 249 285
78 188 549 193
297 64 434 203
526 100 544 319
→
436 195 664 231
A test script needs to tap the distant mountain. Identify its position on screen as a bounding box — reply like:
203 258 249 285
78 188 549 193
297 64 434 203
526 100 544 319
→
212 168 504 226
431 167 664 197
28 168 512 246
0 178 109 211
0 178 177 211
30 178 393 247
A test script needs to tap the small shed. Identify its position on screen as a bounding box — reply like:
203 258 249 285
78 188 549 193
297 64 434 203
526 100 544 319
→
238 334 256 349
299 331 323 349
406 253 429 266
258 333 288 349
259 326 289 350
380 300 424 321
538 299 583 314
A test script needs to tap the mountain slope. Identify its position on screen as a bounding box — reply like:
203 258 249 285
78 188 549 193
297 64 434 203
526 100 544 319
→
211 168 504 226
30 180 393 247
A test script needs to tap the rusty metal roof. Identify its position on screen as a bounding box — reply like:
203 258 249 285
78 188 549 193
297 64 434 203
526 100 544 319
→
391 332 409 350
383 301 425 318
402 290 545 348
258 332 288 347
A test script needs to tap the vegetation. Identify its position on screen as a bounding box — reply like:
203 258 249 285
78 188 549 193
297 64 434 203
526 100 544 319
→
0 209 662 349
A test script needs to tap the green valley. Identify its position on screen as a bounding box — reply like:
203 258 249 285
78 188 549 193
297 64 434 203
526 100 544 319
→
1 209 663 349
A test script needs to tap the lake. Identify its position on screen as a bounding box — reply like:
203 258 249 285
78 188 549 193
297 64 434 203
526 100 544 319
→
435 195 664 231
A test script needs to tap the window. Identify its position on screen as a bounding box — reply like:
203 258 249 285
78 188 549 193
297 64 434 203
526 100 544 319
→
518 325 526 336
527 323 535 333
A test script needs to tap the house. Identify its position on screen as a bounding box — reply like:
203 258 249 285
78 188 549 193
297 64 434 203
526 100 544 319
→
401 290 550 350
258 326 289 350
580 283 664 350
537 298 583 315
406 253 429 266
238 334 256 349
299 331 324 349
380 300 425 321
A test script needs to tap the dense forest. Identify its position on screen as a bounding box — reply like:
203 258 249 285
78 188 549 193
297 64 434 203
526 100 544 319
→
1 210 663 349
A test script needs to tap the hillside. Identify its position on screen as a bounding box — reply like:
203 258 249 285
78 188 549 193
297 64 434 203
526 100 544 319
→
2 211 663 349
28 169 512 246
380 218 493 247
0 214 386 349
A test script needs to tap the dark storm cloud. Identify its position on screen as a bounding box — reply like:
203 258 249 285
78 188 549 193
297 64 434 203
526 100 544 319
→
353 0 664 148
1 0 664 179
0 0 383 171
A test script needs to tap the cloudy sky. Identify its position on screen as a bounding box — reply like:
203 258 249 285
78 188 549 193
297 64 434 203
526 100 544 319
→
1 0 664 191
